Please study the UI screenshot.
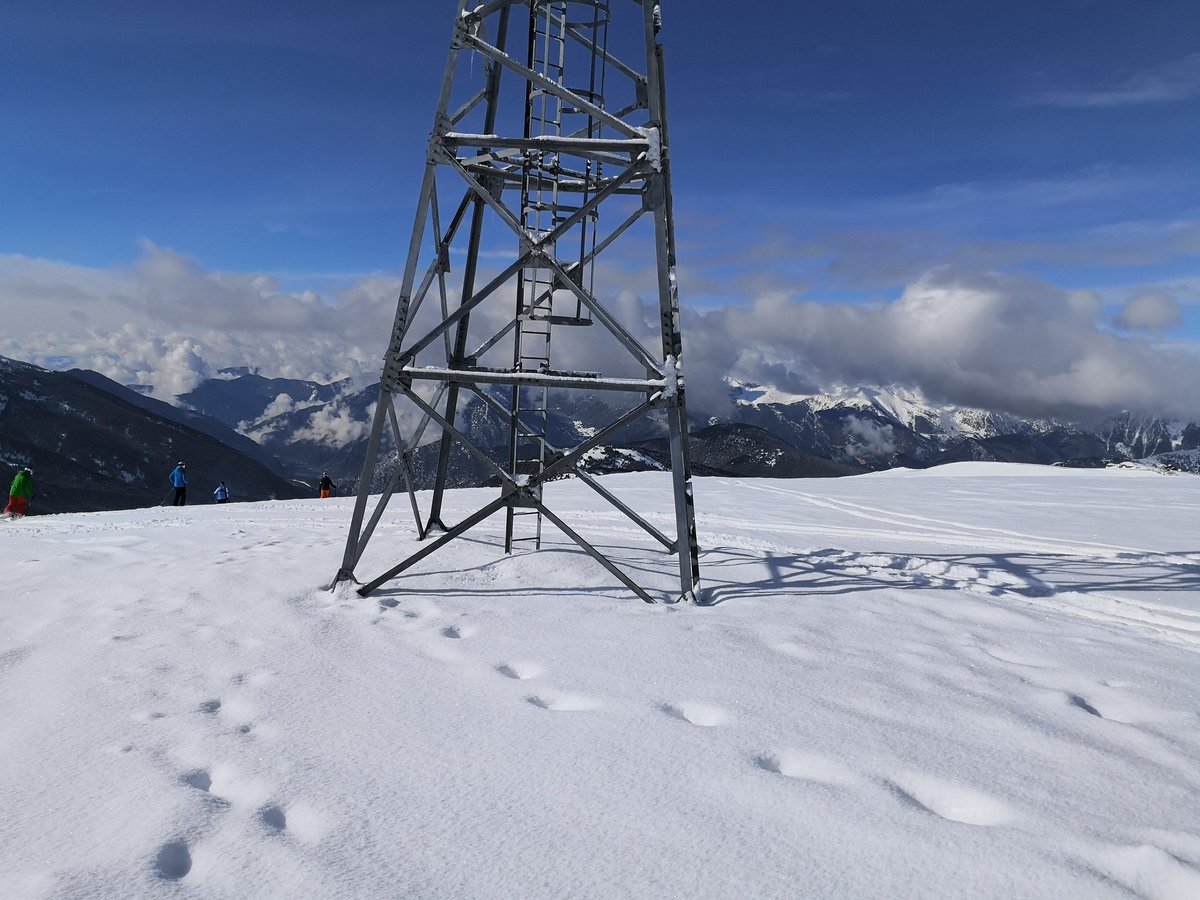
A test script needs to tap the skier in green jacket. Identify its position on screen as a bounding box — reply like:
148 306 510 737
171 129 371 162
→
2 466 34 519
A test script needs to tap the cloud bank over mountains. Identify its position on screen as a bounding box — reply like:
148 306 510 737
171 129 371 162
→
684 268 1200 424
3 242 1200 424
0 242 399 397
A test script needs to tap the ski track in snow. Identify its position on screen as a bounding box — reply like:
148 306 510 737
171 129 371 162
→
2 468 1200 898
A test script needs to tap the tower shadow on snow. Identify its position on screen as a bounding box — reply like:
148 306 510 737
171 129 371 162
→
702 547 1200 606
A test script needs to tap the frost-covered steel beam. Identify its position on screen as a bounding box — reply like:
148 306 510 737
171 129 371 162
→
403 385 521 492
574 469 676 551
533 502 658 604
335 0 477 585
396 152 659 377
640 0 701 601
365 384 667 605
533 395 664 482
386 249 533 389
403 365 662 394
456 30 641 138
565 22 643 83
355 494 513 597
438 151 663 375
334 0 702 606
443 132 650 156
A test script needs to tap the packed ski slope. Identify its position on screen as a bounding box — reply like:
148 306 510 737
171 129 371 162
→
2 464 1199 899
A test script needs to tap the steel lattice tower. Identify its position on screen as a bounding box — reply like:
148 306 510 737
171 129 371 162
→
332 0 701 604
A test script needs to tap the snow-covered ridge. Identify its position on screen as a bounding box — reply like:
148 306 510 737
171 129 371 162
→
1135 447 1200 474
728 377 1050 440
723 376 1200 473
727 380 814 408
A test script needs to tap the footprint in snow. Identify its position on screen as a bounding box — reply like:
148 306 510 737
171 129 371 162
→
1061 690 1174 725
199 699 221 714
253 802 326 844
442 624 475 640
225 671 271 694
180 770 212 792
259 804 287 833
527 692 602 712
1069 694 1104 718
755 750 861 787
496 662 543 681
887 772 1017 826
153 840 192 881
661 701 730 727
206 764 272 807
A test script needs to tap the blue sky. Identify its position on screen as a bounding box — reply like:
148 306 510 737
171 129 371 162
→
2 1 1199 417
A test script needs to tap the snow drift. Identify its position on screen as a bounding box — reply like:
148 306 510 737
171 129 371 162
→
2 466 1199 898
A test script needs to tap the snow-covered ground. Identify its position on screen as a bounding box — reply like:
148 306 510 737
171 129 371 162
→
3 464 1200 899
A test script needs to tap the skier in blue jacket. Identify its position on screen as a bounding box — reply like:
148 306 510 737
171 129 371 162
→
213 481 229 504
169 462 188 506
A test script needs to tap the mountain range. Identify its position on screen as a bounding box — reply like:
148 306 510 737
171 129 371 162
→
2 354 1196 514
725 381 1199 470
0 357 306 513
171 371 1200 483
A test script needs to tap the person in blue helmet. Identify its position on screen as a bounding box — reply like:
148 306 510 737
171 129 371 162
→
169 461 188 506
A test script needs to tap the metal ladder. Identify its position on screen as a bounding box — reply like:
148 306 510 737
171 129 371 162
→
506 0 606 552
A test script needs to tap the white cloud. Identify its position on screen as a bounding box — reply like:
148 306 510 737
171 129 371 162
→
262 393 299 418
845 416 895 457
1115 291 1182 333
4 246 1200 424
0 243 400 399
289 401 376 447
1026 53 1200 108
703 267 1200 422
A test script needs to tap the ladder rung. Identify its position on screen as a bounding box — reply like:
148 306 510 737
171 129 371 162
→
526 315 591 326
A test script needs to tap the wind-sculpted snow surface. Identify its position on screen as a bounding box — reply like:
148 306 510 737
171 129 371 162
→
2 464 1200 898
